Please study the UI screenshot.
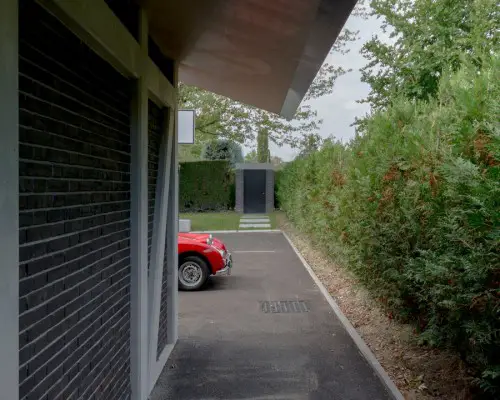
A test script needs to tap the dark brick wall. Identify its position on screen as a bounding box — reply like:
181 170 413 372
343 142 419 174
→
147 101 163 268
19 3 131 399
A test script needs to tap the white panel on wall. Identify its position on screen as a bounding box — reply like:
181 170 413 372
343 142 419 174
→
178 109 195 144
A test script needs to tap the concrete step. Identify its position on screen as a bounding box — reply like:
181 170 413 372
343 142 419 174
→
239 223 271 229
240 218 270 223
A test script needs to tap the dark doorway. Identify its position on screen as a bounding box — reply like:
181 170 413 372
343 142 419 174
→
243 169 266 213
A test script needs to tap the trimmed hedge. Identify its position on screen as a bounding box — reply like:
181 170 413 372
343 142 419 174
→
179 160 234 212
278 57 500 395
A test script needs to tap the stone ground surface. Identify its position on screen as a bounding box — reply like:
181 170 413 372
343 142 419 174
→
150 232 392 400
238 214 271 230
239 223 272 228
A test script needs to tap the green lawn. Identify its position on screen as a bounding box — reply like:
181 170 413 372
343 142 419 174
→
180 212 241 231
180 212 278 231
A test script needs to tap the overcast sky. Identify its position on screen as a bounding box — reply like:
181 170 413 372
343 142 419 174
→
263 12 385 161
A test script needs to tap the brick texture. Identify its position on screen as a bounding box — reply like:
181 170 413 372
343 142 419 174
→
19 3 131 399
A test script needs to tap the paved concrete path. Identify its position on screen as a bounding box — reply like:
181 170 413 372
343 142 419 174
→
239 214 271 229
151 232 392 400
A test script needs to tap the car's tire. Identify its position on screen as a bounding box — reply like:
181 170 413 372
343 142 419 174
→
178 255 210 291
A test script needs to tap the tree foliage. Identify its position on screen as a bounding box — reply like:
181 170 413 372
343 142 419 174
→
244 150 258 162
257 128 270 163
359 0 500 112
201 139 243 167
270 155 284 167
179 84 322 149
297 133 324 159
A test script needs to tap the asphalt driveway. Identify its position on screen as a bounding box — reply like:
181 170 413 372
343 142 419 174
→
150 232 392 400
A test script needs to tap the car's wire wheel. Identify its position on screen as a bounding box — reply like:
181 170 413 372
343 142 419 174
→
178 256 210 291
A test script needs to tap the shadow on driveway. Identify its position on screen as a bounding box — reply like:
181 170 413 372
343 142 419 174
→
150 232 392 400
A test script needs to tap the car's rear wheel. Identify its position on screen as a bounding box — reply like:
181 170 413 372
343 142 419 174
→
178 255 210 291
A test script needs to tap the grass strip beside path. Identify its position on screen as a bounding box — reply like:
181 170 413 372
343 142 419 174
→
180 212 278 231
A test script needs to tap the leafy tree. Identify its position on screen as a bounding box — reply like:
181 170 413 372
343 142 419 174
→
201 139 243 167
179 143 202 162
179 84 322 148
245 150 284 166
359 0 500 112
244 149 258 162
179 84 253 144
256 128 270 162
270 155 284 167
297 133 323 159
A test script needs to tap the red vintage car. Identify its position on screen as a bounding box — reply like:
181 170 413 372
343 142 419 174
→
177 233 232 291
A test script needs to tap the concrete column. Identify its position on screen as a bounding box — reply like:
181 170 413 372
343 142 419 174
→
235 169 244 212
148 107 174 378
167 61 180 348
266 169 275 213
148 54 181 387
166 106 179 346
0 1 19 399
130 8 149 400
149 107 179 390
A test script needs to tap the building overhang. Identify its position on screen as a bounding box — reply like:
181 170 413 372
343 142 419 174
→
140 0 357 118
